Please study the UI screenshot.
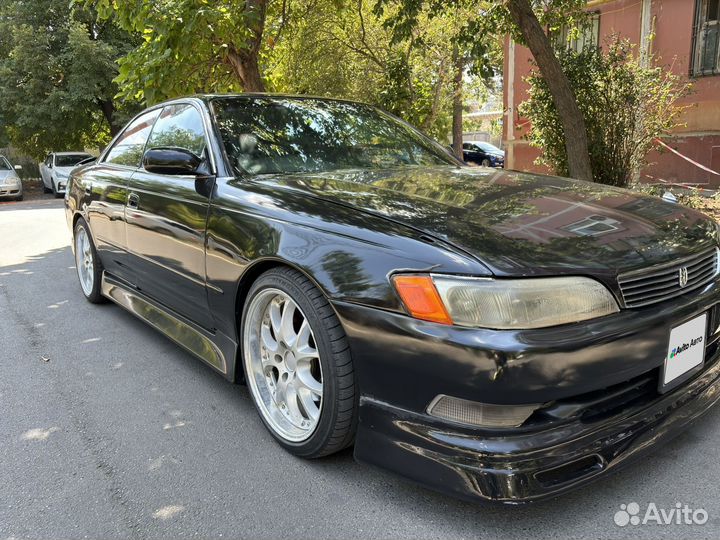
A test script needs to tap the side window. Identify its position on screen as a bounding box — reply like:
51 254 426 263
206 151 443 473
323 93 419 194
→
104 109 161 167
462 143 470 150
146 104 207 158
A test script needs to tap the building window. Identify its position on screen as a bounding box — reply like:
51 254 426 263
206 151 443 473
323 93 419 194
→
693 0 720 75
553 13 600 53
563 215 622 237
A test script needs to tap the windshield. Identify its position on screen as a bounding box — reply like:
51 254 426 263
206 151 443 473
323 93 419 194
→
55 154 91 167
0 157 11 170
211 97 456 176
475 142 502 153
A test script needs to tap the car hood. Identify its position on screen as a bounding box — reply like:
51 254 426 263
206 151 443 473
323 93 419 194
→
250 166 717 277
0 170 19 180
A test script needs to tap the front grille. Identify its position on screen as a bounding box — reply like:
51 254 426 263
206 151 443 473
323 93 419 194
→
618 248 719 308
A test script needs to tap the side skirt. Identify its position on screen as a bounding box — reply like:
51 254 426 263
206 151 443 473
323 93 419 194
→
101 272 239 381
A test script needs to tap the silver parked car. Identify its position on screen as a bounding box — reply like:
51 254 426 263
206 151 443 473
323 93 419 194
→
39 152 93 197
0 155 23 201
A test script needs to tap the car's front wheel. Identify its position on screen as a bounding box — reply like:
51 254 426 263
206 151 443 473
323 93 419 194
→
52 179 62 198
241 267 357 458
481 158 491 167
73 218 105 303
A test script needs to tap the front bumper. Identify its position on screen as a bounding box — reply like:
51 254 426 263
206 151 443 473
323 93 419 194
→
356 354 720 503
334 280 720 503
0 184 22 198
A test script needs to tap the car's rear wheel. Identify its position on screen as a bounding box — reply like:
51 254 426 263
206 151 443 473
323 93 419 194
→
74 218 105 303
241 267 357 458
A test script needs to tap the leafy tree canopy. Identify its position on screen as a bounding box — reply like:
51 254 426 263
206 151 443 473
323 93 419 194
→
268 0 499 140
88 0 272 103
0 0 139 160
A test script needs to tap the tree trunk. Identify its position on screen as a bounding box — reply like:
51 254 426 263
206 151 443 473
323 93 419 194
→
506 0 593 182
227 48 266 92
451 43 464 160
97 99 121 136
226 0 268 92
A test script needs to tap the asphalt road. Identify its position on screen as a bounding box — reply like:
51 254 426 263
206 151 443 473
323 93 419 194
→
2 198 720 540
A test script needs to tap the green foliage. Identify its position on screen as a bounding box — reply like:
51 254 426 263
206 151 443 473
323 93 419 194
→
373 0 586 58
88 0 269 103
268 0 497 141
0 0 139 160
521 37 691 187
1 0 507 158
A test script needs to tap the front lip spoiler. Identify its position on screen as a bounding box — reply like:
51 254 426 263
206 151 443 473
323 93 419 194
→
353 351 720 504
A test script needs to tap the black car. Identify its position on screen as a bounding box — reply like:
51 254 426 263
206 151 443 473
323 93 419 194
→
66 94 720 503
462 141 505 167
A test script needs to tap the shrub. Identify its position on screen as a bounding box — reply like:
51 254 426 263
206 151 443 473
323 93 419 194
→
520 36 691 187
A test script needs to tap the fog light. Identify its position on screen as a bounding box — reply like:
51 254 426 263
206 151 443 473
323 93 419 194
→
427 395 539 428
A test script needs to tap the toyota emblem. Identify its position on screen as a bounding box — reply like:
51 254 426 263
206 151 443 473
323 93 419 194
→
679 267 689 288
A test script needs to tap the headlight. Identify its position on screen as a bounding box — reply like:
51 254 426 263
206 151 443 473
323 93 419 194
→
392 274 619 329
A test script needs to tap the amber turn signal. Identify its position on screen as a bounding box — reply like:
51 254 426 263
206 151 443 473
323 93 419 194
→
392 275 453 325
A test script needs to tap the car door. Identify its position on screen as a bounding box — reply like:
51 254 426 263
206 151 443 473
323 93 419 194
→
464 143 480 163
125 103 215 329
84 109 161 286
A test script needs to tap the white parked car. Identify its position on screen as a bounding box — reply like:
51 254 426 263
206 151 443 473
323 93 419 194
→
40 152 93 197
0 155 23 201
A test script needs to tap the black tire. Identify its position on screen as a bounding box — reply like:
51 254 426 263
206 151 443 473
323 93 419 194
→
73 218 106 304
42 182 51 194
241 267 358 458
481 158 491 167
15 194 23 202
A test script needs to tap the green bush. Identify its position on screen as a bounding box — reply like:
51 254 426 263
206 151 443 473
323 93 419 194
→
520 37 691 187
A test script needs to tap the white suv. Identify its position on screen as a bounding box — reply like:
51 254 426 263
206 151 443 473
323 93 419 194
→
40 152 93 197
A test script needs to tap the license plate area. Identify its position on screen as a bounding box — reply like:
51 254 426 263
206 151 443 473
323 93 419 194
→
660 312 707 393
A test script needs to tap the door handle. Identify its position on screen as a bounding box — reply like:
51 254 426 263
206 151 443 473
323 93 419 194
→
128 192 139 209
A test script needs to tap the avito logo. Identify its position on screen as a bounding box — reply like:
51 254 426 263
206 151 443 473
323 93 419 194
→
669 336 703 359
614 502 708 527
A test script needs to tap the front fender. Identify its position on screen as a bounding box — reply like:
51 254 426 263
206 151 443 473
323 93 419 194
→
204 177 488 341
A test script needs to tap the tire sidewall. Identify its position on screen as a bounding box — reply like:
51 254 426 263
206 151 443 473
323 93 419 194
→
73 218 104 303
241 271 342 457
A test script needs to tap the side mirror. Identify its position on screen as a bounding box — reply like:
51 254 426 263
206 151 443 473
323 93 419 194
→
14 164 22 170
143 147 202 175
